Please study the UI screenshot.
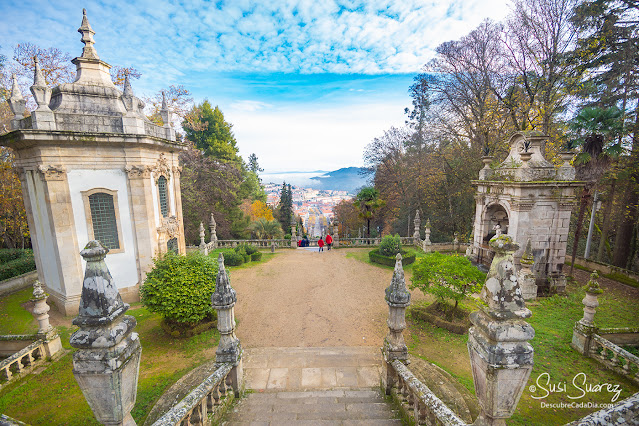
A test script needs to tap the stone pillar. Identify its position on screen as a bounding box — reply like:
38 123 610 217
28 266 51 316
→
571 271 602 355
382 254 411 395
70 241 141 426
7 74 26 130
453 232 459 252
126 165 157 281
212 254 243 396
332 219 339 248
31 280 62 358
466 232 474 257
468 235 534 426
422 219 432 252
199 222 208 255
519 239 537 300
413 210 421 245
209 213 218 249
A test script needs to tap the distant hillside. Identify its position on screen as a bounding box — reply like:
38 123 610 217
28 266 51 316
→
310 167 370 193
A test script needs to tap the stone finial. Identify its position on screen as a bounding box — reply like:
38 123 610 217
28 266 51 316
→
521 238 534 265
382 253 411 394
571 271 603 355
469 235 534 425
585 270 603 295
70 240 141 426
209 212 217 232
72 240 128 327
8 74 26 123
31 280 63 358
211 254 242 373
385 254 411 307
212 254 237 308
30 57 53 115
33 56 45 87
413 210 421 241
209 213 218 248
32 280 46 300
78 9 99 60
123 73 134 97
482 235 529 317
160 91 172 128
161 91 168 110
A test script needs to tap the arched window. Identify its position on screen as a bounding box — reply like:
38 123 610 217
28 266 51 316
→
157 175 169 218
88 192 120 250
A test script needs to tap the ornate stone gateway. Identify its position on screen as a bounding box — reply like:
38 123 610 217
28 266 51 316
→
1 10 186 314
469 132 582 296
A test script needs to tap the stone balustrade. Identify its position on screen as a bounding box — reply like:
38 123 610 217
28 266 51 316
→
0 339 46 386
565 391 639 425
151 363 236 426
390 359 466 425
590 334 639 385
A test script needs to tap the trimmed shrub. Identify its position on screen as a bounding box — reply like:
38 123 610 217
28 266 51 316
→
251 252 262 261
222 250 244 266
235 244 258 255
0 250 36 281
379 234 401 257
410 252 485 314
369 249 416 266
140 251 217 326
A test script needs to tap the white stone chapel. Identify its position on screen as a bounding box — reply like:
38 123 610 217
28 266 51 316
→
1 10 186 315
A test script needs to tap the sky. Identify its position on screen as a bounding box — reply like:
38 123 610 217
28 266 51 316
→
0 0 510 172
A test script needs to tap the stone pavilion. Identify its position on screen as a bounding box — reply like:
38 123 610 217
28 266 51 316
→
1 10 186 315
469 132 582 293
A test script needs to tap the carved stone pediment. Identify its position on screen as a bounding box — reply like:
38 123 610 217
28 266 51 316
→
153 153 171 182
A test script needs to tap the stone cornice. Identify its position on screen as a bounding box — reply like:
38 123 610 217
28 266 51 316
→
0 129 187 151
472 179 585 188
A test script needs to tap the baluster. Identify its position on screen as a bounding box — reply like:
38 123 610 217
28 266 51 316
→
181 412 191 426
427 408 437 425
611 352 619 367
219 374 227 396
225 371 232 390
14 357 24 373
24 351 34 367
207 391 214 411
621 356 630 373
412 399 420 423
1 366 11 381
407 389 414 409
417 401 427 424
189 403 202 425
212 383 221 405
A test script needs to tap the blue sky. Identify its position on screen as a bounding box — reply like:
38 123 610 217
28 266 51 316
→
0 0 510 172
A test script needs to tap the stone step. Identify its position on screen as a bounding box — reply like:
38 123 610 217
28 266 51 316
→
223 388 401 425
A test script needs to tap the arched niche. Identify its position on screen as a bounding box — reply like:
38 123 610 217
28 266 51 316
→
481 203 510 243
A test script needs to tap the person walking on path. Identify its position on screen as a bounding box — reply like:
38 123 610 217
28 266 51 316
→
326 234 333 250
318 237 325 252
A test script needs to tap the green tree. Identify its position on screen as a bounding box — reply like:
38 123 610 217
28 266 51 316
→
183 100 240 162
277 182 293 232
248 153 264 174
249 218 283 239
410 252 485 314
354 187 385 237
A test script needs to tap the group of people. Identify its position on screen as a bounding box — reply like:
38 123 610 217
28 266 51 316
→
297 234 333 252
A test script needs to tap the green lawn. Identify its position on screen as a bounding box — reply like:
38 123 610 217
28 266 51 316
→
0 252 276 425
0 287 38 335
406 279 639 425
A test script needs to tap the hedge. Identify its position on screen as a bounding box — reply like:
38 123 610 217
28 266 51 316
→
251 252 262 261
0 249 31 264
0 251 36 281
369 249 416 267
222 250 244 266
235 244 258 255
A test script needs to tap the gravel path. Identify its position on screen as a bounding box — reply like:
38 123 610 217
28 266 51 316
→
230 248 423 348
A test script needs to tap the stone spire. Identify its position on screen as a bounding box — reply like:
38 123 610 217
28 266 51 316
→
33 56 46 87
8 74 26 127
78 8 99 60
123 73 134 97
385 254 411 307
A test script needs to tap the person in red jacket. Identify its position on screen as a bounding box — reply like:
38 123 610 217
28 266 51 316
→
318 237 325 252
326 233 333 250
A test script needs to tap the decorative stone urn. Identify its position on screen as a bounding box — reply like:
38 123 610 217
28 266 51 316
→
479 156 494 180
70 241 141 426
468 235 534 426
571 271 603 355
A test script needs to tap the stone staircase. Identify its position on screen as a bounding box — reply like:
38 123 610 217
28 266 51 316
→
222 346 401 425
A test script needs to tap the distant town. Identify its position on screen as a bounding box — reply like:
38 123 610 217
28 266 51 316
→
264 182 352 237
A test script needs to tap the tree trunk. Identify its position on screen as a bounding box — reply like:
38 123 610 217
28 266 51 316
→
570 188 591 275
596 180 616 262
612 108 639 267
